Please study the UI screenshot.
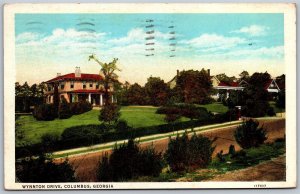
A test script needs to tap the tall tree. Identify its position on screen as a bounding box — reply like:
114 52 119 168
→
175 69 212 104
144 77 170 106
89 54 120 105
126 83 147 105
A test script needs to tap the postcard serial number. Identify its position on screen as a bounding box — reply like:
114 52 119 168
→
254 184 267 188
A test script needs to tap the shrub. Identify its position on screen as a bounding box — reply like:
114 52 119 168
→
16 156 76 182
97 139 163 181
156 103 211 120
60 125 104 148
40 133 60 153
70 101 92 115
99 103 121 125
115 120 131 132
33 103 57 121
234 119 267 149
58 97 72 119
164 132 215 172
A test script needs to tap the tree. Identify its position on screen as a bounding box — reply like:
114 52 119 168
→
175 69 212 104
144 77 170 106
58 96 72 119
89 55 120 105
234 119 267 149
99 103 121 126
276 89 285 109
97 139 163 181
241 72 271 117
164 132 215 172
239 70 250 82
216 73 235 83
126 83 147 105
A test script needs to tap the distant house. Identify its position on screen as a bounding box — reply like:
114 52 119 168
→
167 69 281 100
44 67 114 106
264 79 281 93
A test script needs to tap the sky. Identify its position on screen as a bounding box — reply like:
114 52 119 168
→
15 13 284 85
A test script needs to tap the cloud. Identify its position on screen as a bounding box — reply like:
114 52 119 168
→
231 25 269 36
198 46 284 60
181 33 246 52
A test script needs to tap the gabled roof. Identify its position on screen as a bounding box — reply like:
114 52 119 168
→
264 79 280 90
46 73 103 83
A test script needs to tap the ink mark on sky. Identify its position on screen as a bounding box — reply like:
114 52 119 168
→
15 13 284 84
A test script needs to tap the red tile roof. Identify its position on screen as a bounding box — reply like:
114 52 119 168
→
46 73 103 83
264 79 273 90
218 81 239 87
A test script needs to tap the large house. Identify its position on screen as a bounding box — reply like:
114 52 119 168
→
44 67 114 106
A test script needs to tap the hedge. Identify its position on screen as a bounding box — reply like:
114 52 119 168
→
16 110 238 158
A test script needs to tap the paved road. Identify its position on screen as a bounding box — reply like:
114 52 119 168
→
55 118 285 182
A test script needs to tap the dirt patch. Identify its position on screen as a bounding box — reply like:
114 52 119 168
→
206 155 286 181
57 119 285 182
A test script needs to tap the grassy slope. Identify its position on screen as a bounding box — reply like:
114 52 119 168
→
17 106 189 146
197 102 228 113
17 103 228 146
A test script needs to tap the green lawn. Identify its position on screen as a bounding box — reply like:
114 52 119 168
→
16 106 189 146
197 102 228 114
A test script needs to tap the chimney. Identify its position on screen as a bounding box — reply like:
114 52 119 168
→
56 73 61 77
177 70 179 76
207 69 210 76
75 67 81 78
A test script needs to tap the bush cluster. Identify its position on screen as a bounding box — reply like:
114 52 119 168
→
16 155 76 182
234 119 267 149
70 101 93 115
33 101 92 121
156 103 211 120
164 132 216 172
97 139 163 181
33 103 57 121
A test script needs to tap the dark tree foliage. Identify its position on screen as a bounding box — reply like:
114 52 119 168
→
97 139 163 181
241 85 270 117
40 133 60 153
144 77 170 106
276 90 285 109
99 103 121 125
70 101 92 115
215 73 235 84
175 69 212 104
125 83 147 105
15 82 45 112
164 132 215 172
239 70 250 82
234 119 267 149
16 155 76 183
58 96 72 119
156 103 211 120
53 83 60 111
33 103 57 121
248 72 271 87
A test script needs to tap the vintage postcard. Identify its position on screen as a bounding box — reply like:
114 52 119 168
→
4 3 296 190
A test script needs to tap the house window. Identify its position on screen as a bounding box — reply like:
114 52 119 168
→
90 83 93 88
70 81 74 89
96 84 99 89
48 86 52 92
60 83 65 90
83 81 86 89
